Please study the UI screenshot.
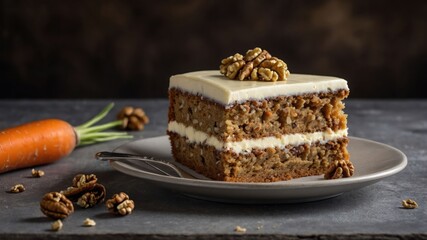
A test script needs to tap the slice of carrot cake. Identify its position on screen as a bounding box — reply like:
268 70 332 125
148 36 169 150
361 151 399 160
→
167 48 353 182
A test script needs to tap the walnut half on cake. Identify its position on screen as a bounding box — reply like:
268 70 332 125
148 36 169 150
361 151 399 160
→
167 70 352 182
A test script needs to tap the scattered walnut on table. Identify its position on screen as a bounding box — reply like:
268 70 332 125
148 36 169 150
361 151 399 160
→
32 168 45 177
61 173 98 199
73 174 98 188
82 218 96 227
402 199 418 209
234 225 247 233
9 184 25 193
40 192 74 219
219 47 290 82
117 106 150 131
324 160 355 180
51 219 63 231
106 192 135 216
76 184 106 208
61 174 106 208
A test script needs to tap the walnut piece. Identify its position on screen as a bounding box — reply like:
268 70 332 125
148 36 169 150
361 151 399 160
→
51 219 63 231
106 192 135 216
76 184 106 208
402 199 418 209
32 168 45 177
61 174 106 208
324 160 355 179
82 218 96 227
219 47 290 82
73 174 97 188
219 53 244 79
40 192 74 219
9 184 25 193
257 57 290 81
234 225 247 233
117 106 150 131
62 174 97 199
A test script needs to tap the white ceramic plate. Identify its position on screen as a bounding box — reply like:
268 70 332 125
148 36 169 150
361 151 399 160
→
110 136 407 204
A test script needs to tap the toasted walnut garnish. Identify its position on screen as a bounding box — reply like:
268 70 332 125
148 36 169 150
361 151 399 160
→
219 47 290 82
219 53 245 79
402 199 418 209
61 174 106 208
32 168 45 177
106 192 135 216
117 106 150 131
82 218 96 227
9 184 25 193
324 160 355 180
51 219 63 231
40 192 74 219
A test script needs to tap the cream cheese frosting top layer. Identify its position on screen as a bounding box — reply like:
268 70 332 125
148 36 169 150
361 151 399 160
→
169 70 349 106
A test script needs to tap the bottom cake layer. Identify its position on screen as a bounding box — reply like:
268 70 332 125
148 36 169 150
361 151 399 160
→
168 132 350 182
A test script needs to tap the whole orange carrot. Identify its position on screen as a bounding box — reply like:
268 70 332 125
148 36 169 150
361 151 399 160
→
0 103 131 173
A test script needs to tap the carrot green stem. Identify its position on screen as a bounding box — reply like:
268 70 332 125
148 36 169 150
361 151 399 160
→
74 103 132 146
79 134 133 146
77 120 123 135
75 103 115 130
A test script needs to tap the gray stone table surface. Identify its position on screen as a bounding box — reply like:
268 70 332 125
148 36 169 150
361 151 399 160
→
0 99 426 240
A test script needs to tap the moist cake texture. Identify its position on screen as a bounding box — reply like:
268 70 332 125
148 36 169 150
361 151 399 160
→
167 70 351 182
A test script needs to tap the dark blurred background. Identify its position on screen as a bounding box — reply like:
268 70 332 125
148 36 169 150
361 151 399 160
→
1 0 427 99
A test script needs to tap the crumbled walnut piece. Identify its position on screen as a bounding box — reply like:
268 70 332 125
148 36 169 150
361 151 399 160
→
9 184 25 193
61 174 98 199
234 225 247 233
106 192 135 216
402 199 418 209
324 160 355 179
61 174 106 208
32 168 45 177
73 174 97 188
117 106 150 131
219 47 290 81
51 219 63 231
117 200 135 216
82 218 96 227
76 184 106 208
40 192 74 219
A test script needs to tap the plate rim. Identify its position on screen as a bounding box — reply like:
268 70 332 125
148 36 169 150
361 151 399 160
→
110 136 408 190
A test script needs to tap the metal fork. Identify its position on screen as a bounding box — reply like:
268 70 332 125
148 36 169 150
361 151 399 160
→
95 151 186 178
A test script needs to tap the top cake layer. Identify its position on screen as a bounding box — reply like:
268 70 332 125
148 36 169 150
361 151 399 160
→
169 70 349 106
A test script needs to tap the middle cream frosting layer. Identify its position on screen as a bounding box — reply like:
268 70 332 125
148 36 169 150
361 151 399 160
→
168 121 348 154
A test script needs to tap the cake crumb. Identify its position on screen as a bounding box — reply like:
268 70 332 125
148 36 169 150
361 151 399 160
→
234 225 247 233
